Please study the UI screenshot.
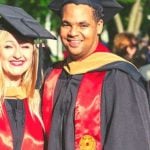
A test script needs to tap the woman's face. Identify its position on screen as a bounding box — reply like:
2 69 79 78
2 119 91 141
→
0 31 34 81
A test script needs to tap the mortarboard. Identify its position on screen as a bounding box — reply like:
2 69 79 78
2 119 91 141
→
0 4 56 39
0 4 56 89
49 0 123 22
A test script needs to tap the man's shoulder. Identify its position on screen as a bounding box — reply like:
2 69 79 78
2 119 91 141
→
100 61 138 76
99 61 146 88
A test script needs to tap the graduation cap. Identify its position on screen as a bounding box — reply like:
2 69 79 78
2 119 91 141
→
0 4 56 39
0 4 56 89
49 0 123 22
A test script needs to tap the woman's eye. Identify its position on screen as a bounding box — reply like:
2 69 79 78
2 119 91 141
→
22 46 29 48
4 45 13 49
21 45 31 49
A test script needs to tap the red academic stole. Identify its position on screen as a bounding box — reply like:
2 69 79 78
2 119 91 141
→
42 68 106 150
75 71 106 150
0 99 44 150
42 68 62 138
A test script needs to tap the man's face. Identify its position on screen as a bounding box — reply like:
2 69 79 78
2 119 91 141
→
60 3 103 60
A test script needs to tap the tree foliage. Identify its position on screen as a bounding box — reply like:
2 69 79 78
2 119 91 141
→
106 0 149 47
0 0 51 25
118 0 149 35
0 0 149 46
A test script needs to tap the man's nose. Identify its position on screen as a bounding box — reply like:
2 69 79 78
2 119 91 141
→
69 26 78 36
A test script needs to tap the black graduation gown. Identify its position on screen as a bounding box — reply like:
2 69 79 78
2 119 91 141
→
46 61 150 150
5 100 24 150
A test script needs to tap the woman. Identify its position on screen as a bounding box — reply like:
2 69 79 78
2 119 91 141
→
0 4 55 150
112 32 138 64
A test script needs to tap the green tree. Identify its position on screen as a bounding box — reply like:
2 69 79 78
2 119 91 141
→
0 0 149 35
0 0 149 57
0 0 51 25
115 0 149 35
105 0 149 47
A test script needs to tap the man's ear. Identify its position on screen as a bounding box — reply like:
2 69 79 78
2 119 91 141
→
97 19 104 35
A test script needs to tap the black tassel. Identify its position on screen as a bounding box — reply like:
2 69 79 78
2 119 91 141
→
35 43 43 89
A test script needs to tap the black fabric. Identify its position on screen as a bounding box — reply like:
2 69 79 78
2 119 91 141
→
47 62 150 150
49 0 123 22
5 100 25 150
36 44 43 89
100 61 150 106
48 71 82 150
0 4 56 39
99 61 146 89
102 69 150 149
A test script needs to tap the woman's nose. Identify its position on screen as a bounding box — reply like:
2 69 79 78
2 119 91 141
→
13 47 22 59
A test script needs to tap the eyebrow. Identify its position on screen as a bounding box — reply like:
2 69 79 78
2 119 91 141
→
5 41 15 43
62 20 89 25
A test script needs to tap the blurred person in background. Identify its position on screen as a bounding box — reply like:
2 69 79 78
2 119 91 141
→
138 40 150 81
112 32 138 65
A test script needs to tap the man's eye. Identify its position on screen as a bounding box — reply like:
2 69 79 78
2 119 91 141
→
61 22 70 27
80 24 89 28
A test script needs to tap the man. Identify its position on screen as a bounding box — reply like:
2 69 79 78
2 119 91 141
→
42 0 150 149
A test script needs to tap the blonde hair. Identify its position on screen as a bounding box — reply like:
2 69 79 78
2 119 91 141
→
0 30 42 122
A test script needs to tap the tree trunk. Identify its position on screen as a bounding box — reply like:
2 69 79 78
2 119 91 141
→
114 14 124 33
127 0 143 34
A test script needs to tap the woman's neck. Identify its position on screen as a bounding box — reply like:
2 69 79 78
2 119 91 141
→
4 76 22 87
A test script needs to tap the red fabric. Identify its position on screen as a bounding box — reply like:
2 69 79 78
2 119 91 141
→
42 67 106 149
43 44 108 148
0 99 44 150
42 69 62 138
95 42 110 52
75 71 106 150
0 104 13 150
